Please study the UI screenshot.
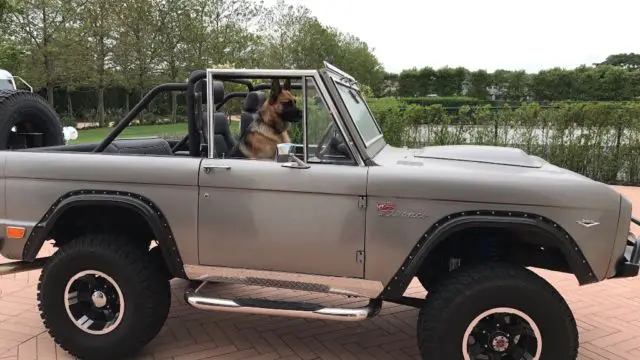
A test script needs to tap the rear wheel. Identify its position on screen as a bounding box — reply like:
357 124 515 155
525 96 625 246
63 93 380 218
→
417 262 578 360
37 233 171 360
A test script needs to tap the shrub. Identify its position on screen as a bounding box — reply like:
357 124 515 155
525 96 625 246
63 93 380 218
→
366 100 640 185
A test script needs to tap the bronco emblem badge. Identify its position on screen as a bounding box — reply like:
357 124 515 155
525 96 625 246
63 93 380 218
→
376 201 427 219
376 201 396 213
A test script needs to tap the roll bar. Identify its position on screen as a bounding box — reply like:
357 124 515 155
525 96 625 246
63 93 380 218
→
93 83 188 153
92 70 305 156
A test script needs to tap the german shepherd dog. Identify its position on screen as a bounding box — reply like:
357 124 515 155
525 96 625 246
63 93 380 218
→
227 78 302 159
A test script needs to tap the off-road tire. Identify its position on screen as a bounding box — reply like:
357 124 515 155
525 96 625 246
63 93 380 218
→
0 90 64 149
417 262 578 360
149 245 173 280
37 233 171 360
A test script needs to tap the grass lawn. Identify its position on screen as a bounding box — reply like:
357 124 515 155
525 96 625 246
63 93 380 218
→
70 122 239 144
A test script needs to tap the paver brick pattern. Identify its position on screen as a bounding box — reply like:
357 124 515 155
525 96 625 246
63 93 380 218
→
1 186 640 359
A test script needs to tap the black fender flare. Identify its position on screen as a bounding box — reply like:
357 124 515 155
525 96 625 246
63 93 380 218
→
379 210 597 299
22 189 186 278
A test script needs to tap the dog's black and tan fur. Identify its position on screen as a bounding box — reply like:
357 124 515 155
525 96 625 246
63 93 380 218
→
228 78 302 159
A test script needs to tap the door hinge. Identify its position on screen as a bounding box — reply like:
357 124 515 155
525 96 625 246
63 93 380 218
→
356 250 365 263
358 196 367 209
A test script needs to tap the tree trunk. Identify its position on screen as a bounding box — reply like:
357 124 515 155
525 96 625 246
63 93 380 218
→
66 87 73 122
47 84 54 107
138 87 145 123
171 92 177 123
97 87 105 127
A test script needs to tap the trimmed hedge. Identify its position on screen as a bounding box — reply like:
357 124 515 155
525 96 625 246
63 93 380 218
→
397 96 500 108
367 98 640 185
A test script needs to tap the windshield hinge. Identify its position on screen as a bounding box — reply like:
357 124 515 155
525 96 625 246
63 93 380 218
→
358 196 367 209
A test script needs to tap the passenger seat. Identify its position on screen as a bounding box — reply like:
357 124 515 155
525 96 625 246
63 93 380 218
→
239 91 266 136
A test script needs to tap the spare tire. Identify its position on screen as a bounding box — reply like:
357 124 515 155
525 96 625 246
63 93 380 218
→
0 90 64 150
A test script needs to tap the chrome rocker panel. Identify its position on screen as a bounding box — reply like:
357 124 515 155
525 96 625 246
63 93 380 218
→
183 264 385 299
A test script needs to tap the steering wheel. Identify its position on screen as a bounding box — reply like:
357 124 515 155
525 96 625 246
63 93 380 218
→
314 121 350 160
314 122 334 159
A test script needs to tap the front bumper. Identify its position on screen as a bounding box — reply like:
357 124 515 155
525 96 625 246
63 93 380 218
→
613 217 640 278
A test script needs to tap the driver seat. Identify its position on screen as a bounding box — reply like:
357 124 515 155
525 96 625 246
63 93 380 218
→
212 112 236 158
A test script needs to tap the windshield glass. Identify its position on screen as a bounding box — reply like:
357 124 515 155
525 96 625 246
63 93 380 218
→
0 79 14 90
334 81 382 146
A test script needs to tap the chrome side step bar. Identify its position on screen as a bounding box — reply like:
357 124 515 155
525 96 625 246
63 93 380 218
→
184 283 383 322
0 257 49 276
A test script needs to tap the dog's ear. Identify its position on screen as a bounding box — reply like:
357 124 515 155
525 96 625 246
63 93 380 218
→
269 78 281 103
283 78 291 91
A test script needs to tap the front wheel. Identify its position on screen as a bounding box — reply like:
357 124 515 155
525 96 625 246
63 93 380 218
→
417 262 578 360
37 233 171 360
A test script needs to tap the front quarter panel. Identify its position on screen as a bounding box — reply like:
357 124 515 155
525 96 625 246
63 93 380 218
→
364 163 622 287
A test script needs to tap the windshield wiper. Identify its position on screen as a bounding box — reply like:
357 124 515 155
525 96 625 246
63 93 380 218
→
348 89 360 104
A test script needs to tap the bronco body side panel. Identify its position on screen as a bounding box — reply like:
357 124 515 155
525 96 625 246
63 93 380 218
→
364 146 622 287
0 151 202 266
197 149 368 278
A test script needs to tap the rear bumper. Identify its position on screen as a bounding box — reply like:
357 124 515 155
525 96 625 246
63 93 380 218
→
612 217 640 279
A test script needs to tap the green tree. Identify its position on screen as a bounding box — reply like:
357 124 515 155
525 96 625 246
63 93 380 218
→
530 67 576 100
288 16 340 69
8 0 78 105
73 0 121 126
434 67 468 96
112 0 165 119
259 0 312 68
397 68 421 96
156 0 194 122
503 70 531 101
332 31 385 93
596 53 640 70
468 70 492 99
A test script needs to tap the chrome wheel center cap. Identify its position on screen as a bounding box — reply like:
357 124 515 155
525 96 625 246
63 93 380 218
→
91 291 107 308
491 335 509 352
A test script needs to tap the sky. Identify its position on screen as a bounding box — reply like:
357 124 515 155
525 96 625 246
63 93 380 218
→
263 0 639 74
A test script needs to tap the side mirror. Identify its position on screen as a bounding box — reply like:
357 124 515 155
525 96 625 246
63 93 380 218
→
275 143 310 169
275 143 295 163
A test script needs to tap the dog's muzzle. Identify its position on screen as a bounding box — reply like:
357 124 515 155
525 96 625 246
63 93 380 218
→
282 107 303 123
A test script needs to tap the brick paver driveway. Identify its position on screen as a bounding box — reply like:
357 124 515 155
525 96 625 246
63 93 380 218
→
2 186 640 360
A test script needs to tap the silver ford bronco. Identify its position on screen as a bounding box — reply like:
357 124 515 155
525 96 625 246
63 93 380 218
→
0 63 638 360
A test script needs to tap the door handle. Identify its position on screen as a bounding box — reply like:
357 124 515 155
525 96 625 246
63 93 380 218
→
203 164 231 174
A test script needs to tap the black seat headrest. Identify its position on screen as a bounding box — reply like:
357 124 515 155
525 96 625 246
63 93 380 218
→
242 91 266 112
213 112 231 135
195 80 225 104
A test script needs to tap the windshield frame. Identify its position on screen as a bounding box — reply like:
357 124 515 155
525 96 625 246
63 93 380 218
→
332 78 384 147
318 66 387 163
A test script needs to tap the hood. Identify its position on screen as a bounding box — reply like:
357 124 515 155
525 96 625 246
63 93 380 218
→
412 145 544 168
368 144 621 210
372 144 552 170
